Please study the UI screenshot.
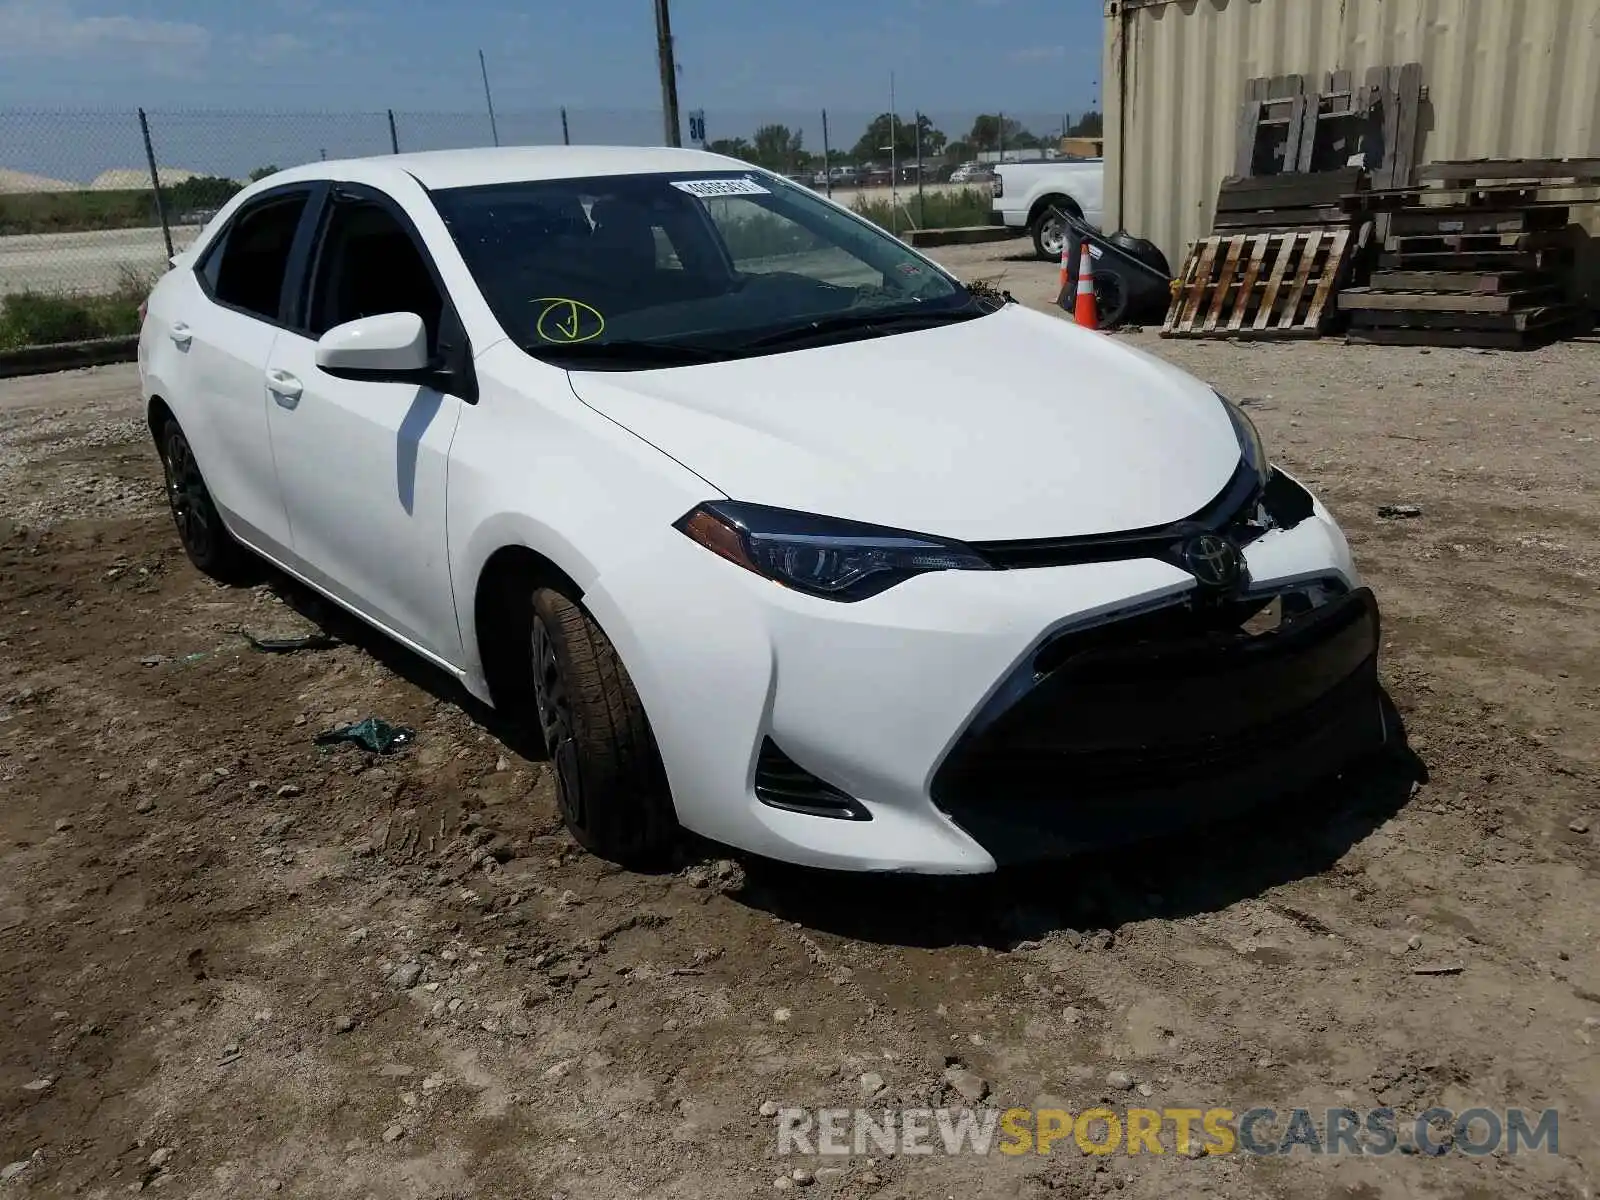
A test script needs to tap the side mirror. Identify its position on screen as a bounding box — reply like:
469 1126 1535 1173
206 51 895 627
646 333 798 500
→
315 312 430 378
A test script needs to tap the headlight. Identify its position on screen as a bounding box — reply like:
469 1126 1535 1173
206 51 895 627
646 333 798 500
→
1219 393 1270 489
676 501 992 601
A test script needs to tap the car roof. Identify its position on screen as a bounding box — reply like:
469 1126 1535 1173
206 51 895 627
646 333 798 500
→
269 145 752 191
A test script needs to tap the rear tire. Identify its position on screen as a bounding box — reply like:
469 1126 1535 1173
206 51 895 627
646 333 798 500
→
528 587 677 868
156 417 250 583
1029 199 1079 261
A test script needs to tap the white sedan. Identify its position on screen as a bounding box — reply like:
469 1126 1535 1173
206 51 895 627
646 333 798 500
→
138 146 1388 874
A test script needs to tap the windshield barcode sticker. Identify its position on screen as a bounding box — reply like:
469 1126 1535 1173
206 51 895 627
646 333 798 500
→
670 177 771 198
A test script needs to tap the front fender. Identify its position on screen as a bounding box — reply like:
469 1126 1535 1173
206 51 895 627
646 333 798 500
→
447 343 723 696
454 508 602 690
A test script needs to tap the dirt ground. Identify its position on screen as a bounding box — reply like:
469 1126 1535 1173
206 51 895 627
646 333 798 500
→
2 243 1598 1200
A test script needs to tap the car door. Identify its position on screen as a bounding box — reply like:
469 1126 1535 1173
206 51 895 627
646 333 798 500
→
178 185 321 558
262 184 467 667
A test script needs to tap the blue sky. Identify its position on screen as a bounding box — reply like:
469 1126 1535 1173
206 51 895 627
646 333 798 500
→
0 0 1104 182
0 0 1103 119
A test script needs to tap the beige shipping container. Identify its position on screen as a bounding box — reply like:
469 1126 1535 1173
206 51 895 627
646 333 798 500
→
1103 0 1600 299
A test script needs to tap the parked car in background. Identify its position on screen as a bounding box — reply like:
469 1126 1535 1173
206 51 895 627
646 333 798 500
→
138 145 1384 875
990 158 1105 259
951 165 996 185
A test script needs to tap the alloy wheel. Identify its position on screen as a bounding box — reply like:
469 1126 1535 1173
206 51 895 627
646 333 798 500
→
531 613 585 830
162 427 213 560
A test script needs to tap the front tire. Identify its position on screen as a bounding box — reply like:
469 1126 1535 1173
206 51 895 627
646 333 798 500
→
157 418 250 582
528 588 676 868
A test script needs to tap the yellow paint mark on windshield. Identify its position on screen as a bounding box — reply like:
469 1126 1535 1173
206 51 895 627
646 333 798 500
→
533 297 605 344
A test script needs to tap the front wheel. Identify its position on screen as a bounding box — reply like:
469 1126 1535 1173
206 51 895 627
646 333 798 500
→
528 588 677 868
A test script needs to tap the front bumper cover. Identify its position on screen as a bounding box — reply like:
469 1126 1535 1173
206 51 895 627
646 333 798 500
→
930 585 1385 863
586 466 1376 874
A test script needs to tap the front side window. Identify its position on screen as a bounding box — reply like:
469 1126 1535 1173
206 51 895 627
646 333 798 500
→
306 199 444 349
207 193 308 321
430 171 978 367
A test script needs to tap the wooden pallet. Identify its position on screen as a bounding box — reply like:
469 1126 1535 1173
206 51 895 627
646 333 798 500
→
1337 286 1565 314
1346 305 1580 332
1376 245 1574 271
1334 155 1594 351
1349 184 1600 212
1214 204 1354 231
1417 158 1600 186
1162 229 1351 338
1367 269 1544 294
1341 283 1590 349
1345 309 1592 349
1235 66 1422 185
1384 229 1569 255
1212 168 1364 232
1387 207 1568 236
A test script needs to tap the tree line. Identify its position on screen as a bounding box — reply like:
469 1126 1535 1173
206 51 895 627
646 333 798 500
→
142 109 1106 212
705 111 1103 173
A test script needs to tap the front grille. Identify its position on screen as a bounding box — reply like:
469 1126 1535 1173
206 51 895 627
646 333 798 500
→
754 738 871 821
943 667 1375 796
932 586 1382 812
970 464 1311 573
1031 578 1347 677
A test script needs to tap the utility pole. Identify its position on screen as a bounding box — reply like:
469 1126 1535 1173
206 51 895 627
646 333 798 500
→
653 0 683 146
479 49 501 146
914 109 924 220
821 109 832 198
888 71 898 234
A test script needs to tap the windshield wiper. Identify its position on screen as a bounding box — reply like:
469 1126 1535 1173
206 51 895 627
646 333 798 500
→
733 304 988 352
526 339 736 368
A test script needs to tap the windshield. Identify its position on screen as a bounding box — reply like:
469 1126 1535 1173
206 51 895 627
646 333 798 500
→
429 170 976 366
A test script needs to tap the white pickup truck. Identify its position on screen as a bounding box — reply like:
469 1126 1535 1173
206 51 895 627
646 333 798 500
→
990 159 1105 261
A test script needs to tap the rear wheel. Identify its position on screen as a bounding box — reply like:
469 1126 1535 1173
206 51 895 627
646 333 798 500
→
157 418 249 582
528 587 677 868
1029 199 1079 261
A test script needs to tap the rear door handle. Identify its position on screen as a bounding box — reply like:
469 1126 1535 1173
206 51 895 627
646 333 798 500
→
265 369 303 408
169 322 193 348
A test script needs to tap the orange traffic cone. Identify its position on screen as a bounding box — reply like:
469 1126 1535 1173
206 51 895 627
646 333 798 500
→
1058 238 1071 298
1073 240 1099 330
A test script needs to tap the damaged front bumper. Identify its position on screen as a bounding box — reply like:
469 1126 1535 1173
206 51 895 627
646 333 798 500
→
592 466 1386 873
930 581 1386 864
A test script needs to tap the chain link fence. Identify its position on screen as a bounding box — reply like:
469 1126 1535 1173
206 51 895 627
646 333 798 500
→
0 106 1089 353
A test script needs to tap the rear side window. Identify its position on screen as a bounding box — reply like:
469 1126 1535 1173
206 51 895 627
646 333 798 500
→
205 194 309 321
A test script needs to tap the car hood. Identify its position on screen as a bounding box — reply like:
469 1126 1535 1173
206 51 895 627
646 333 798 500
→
565 304 1243 542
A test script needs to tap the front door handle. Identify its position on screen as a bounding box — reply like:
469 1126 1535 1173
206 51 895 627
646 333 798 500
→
265 369 303 408
169 322 193 348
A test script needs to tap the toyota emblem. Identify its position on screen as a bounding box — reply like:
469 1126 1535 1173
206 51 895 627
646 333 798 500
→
1182 534 1243 589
